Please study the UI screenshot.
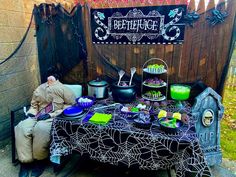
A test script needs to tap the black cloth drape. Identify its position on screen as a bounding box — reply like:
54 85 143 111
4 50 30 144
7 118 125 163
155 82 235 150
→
34 3 87 83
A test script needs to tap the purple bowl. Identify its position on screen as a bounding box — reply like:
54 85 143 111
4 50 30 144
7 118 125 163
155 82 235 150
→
76 96 95 109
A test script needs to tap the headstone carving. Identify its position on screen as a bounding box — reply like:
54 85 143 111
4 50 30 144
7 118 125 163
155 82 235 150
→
191 87 224 166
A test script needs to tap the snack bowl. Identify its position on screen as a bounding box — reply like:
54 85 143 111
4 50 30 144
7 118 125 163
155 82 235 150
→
76 96 95 109
170 84 191 101
159 117 183 134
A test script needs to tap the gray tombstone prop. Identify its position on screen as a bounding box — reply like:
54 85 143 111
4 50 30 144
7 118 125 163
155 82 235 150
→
191 87 224 166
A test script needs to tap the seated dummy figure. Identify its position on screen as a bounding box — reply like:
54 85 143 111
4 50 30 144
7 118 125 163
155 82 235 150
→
15 75 76 177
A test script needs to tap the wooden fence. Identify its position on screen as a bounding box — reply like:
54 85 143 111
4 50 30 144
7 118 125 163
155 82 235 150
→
65 0 236 94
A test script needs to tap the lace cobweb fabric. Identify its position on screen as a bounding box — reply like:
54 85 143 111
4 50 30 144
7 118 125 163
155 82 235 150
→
50 99 211 177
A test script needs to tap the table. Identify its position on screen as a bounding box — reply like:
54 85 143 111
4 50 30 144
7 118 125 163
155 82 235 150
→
50 100 212 177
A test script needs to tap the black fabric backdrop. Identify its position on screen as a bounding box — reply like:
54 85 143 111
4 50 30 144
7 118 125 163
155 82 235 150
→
33 3 87 83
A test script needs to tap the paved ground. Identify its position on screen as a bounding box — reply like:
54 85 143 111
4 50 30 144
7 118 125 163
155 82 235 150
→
1 144 236 177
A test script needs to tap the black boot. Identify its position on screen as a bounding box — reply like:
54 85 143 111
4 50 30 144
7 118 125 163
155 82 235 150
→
31 160 47 177
19 163 31 177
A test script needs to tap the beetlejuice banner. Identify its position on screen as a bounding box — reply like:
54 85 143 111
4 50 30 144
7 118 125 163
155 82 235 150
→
91 5 187 45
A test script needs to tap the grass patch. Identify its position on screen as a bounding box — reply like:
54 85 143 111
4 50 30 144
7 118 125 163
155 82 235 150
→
221 88 236 161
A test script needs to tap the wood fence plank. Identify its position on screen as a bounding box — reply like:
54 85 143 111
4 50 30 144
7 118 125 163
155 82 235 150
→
95 45 103 76
186 23 200 82
180 0 188 5
141 46 148 75
139 45 146 76
84 3 93 81
175 0 182 5
158 0 165 5
206 27 217 88
188 0 196 11
155 45 165 62
197 0 206 14
129 45 139 76
135 46 142 75
213 0 231 87
206 0 216 11
196 13 208 83
187 11 206 82
172 44 183 83
101 45 111 60
179 25 193 82
215 25 225 86
162 0 168 5
141 45 150 69
111 45 118 67
163 45 173 83
125 45 133 75
201 8 214 87
148 46 157 60
170 0 176 5
118 45 127 69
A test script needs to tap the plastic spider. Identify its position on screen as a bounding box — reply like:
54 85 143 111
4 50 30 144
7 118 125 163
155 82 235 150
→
206 9 228 26
183 11 200 27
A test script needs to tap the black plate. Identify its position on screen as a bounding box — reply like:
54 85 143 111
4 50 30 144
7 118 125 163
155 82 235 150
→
159 117 183 134
133 119 152 129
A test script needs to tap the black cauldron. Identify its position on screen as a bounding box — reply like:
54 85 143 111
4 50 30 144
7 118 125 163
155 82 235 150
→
112 81 136 103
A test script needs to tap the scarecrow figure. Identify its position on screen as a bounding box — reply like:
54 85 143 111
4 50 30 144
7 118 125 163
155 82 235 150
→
15 71 76 177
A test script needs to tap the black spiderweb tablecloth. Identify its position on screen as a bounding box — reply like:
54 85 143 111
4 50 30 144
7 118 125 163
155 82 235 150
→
50 100 211 177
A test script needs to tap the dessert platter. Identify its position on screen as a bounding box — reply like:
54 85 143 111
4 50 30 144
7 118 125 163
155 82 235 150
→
143 77 166 88
143 64 167 74
120 103 150 118
142 90 166 101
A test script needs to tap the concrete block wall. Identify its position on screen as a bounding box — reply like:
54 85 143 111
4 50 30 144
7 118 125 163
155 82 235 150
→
0 0 74 147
